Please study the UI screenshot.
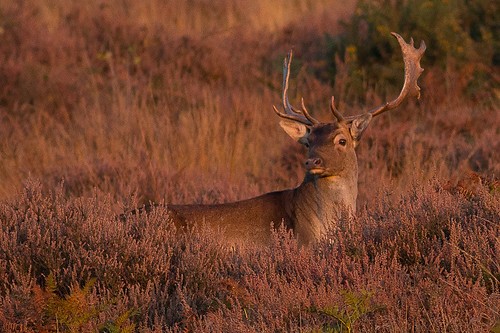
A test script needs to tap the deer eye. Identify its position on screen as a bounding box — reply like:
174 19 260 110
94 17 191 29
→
304 142 310 148
339 139 347 146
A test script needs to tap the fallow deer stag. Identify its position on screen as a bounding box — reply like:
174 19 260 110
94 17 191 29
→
161 32 425 246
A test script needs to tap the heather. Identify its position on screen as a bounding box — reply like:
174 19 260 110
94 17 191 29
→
0 0 498 332
1 179 498 332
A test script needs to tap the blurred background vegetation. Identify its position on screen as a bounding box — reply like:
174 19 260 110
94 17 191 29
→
331 0 498 103
0 0 498 204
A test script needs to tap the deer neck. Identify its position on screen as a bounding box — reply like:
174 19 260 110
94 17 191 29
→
291 168 358 244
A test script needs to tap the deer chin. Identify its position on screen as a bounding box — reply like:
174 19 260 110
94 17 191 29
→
307 168 333 178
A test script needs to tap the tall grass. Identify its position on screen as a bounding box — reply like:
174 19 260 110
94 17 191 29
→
0 0 498 331
0 0 361 202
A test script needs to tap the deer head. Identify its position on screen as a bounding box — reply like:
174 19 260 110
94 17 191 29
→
273 32 426 180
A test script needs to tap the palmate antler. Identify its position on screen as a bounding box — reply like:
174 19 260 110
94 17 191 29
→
347 32 426 122
273 32 426 125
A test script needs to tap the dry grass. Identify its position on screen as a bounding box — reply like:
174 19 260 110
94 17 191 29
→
0 0 498 332
0 0 361 204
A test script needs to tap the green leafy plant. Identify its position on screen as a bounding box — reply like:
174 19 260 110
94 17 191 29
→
32 273 99 332
31 273 137 333
311 290 379 333
99 309 138 333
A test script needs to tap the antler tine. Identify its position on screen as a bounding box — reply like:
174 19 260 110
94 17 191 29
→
330 96 345 123
368 32 426 118
299 97 319 124
282 50 293 112
273 50 319 126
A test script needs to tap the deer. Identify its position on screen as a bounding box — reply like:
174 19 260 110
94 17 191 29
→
145 32 425 246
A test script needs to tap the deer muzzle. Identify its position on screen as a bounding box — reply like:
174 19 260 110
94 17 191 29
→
305 158 324 174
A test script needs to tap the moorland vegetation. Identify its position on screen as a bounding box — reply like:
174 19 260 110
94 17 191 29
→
0 0 498 331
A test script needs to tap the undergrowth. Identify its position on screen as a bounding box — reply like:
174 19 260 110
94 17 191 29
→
0 179 498 332
0 0 498 332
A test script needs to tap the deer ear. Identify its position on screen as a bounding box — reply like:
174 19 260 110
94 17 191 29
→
350 113 372 143
279 120 309 142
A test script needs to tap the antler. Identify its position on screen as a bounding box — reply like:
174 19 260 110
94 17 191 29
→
274 33 425 126
349 32 426 122
330 96 344 122
273 50 320 126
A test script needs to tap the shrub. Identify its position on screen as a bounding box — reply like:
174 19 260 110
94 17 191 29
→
327 0 498 102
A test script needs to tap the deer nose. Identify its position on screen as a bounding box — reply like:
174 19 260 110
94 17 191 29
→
305 158 322 169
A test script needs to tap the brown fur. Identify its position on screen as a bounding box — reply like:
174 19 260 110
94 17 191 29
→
167 122 360 246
